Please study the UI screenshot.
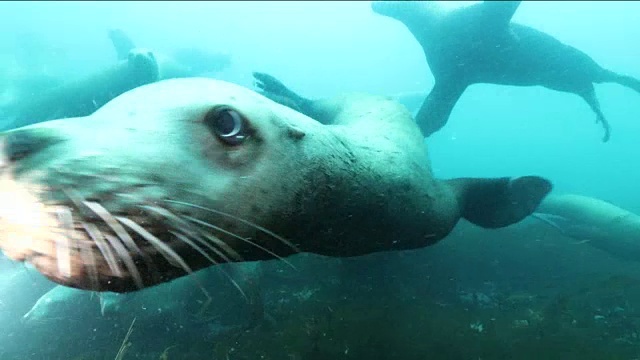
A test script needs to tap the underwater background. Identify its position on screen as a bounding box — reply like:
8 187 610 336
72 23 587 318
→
0 1 639 359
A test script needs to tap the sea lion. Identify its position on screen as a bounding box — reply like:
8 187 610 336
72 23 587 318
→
22 285 98 324
0 48 160 130
0 262 55 324
99 262 265 333
108 28 232 78
371 1 640 142
1 29 233 131
532 193 640 262
0 76 551 293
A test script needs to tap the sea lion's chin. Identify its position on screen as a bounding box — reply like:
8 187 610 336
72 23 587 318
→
0 173 89 284
0 165 178 293
0 179 60 266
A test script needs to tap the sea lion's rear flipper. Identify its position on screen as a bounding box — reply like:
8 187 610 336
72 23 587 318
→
599 69 640 95
576 85 611 142
108 29 137 61
416 81 467 137
449 176 552 229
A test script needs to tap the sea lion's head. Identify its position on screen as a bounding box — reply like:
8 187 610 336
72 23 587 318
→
126 48 160 86
0 78 317 293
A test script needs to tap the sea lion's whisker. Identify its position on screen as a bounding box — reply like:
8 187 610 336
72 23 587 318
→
58 189 100 288
198 232 243 262
104 233 144 289
169 230 232 265
83 200 160 276
169 230 248 301
164 199 299 252
81 222 122 277
76 227 99 290
54 207 73 278
115 216 194 276
140 204 243 262
82 201 143 255
183 216 247 261
183 215 296 269
183 215 244 241
61 188 100 221
112 220 218 312
168 230 221 266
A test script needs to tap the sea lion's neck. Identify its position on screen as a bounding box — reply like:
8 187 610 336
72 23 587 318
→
269 103 457 258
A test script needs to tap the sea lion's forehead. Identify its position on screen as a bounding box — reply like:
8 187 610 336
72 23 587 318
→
94 78 274 126
102 78 264 110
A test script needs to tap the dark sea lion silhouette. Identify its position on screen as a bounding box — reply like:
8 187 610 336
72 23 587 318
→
371 1 640 142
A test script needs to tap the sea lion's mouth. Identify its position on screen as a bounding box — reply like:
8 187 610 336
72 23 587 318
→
0 136 296 293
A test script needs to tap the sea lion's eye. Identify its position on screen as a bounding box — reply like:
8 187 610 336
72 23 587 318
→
205 108 247 146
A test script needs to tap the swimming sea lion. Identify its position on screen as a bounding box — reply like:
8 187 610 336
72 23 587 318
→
0 76 551 293
1 48 160 130
532 193 640 262
22 284 98 324
371 1 640 142
108 28 232 77
2 27 232 131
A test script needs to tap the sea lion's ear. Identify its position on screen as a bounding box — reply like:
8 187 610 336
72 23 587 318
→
448 175 552 229
286 126 305 141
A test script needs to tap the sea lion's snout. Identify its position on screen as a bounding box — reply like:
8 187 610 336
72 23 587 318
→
0 78 311 294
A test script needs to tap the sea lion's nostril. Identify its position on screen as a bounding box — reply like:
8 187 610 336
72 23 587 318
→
5 131 38 161
2 128 66 162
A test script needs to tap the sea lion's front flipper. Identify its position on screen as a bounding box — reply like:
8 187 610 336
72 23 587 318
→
108 29 137 61
253 72 315 118
530 212 598 240
531 213 572 234
416 81 468 137
449 176 552 229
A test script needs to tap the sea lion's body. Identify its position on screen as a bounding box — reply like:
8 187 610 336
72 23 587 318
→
533 193 640 262
0 76 551 293
371 1 640 142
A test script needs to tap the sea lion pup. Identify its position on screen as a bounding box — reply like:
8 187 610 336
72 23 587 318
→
532 193 640 262
1 48 160 131
371 1 640 142
0 77 551 293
